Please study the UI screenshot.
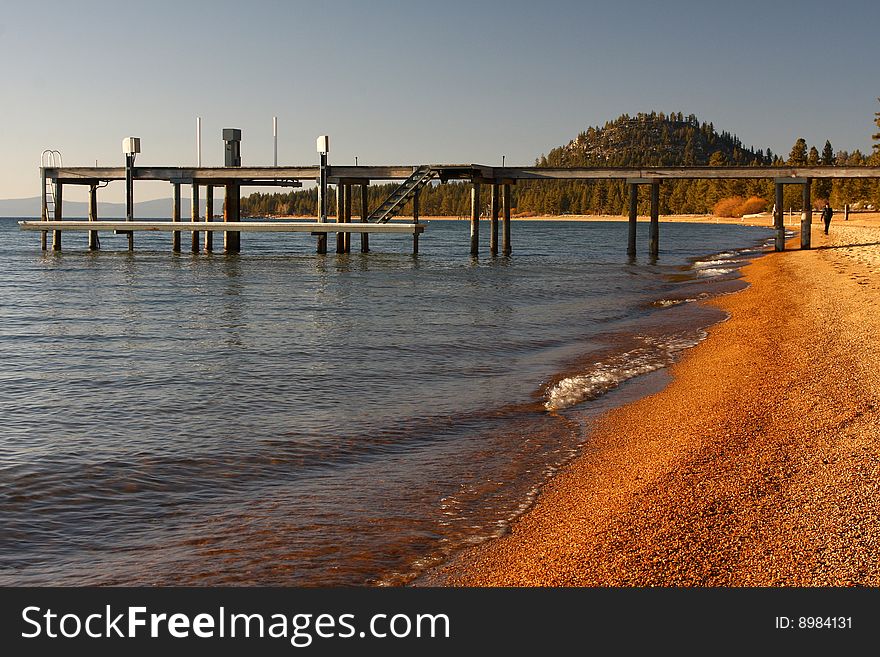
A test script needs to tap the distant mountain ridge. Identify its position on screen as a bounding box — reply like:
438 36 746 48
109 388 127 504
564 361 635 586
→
0 197 218 219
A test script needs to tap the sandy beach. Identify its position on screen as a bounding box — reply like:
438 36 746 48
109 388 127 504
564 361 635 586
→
416 210 880 231
422 215 880 586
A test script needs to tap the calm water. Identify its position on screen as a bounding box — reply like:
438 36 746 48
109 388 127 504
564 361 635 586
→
0 217 773 585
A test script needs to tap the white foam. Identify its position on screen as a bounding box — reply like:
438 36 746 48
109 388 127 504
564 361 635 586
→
544 331 706 412
695 267 734 277
694 258 742 268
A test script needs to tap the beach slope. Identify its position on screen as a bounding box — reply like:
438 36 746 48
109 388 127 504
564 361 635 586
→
425 226 880 586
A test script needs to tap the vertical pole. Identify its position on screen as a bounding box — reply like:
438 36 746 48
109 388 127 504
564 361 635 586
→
344 184 352 253
51 182 63 251
125 153 134 251
205 185 214 253
171 182 181 252
412 188 420 255
502 183 512 256
489 183 499 256
844 203 849 221
774 182 785 252
40 168 48 251
224 183 241 253
360 183 370 253
88 183 99 250
801 179 812 250
470 183 481 256
317 153 328 254
191 182 200 253
196 117 201 167
649 181 660 257
336 184 345 254
627 182 638 257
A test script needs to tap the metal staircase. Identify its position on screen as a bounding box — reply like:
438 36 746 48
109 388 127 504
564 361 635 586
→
368 165 436 223
41 150 62 219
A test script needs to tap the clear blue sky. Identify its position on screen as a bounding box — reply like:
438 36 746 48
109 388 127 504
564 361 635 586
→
1 0 879 202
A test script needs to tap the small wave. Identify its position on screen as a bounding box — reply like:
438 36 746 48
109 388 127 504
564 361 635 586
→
544 331 706 412
653 298 694 307
695 267 734 277
694 258 742 268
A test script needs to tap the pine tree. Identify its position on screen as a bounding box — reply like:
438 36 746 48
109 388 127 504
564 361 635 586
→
873 98 880 154
821 140 835 165
789 138 808 165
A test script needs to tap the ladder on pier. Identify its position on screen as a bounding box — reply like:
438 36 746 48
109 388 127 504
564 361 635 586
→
40 150 62 219
368 165 436 223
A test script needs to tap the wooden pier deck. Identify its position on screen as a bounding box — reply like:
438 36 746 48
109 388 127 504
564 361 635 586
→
19 221 424 234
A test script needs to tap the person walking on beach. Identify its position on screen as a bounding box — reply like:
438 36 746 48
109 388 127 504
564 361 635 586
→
821 201 833 235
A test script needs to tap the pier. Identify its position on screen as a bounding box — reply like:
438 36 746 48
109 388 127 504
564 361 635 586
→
22 134 880 256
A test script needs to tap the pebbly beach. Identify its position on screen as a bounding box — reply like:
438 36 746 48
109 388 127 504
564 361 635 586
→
422 217 880 586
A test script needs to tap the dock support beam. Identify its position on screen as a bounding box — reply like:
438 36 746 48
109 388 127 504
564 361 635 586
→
40 169 48 251
316 152 328 254
205 185 214 253
88 184 99 251
470 183 481 256
125 152 134 251
344 184 352 253
52 182 62 251
774 182 785 252
336 185 345 254
502 183 511 256
801 179 812 250
171 183 181 252
490 184 499 256
627 182 638 257
844 203 849 221
224 183 241 253
191 183 200 253
412 188 420 255
649 181 660 257
360 184 369 253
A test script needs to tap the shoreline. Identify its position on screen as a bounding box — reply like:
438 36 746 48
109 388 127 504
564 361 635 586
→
419 222 880 586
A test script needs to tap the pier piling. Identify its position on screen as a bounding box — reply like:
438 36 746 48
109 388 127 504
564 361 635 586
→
171 183 181 252
470 183 481 256
88 184 99 250
336 185 345 254
191 182 200 253
774 182 785 252
344 184 352 254
224 183 241 253
502 183 511 256
360 184 370 253
125 152 135 251
801 179 812 250
205 185 214 253
40 168 48 251
412 188 420 255
649 181 660 257
490 184 499 256
627 182 638 257
52 182 62 251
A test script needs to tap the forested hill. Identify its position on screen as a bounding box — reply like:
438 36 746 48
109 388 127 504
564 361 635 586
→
540 112 770 167
241 111 876 217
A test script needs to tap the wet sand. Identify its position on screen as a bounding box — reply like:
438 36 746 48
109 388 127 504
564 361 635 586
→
422 221 880 586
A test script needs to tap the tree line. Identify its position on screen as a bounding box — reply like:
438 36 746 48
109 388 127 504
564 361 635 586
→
241 109 880 218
